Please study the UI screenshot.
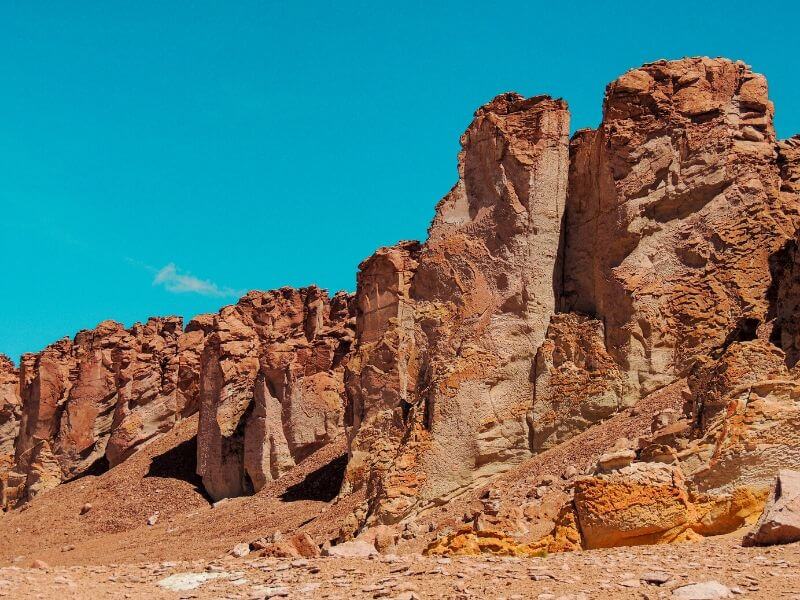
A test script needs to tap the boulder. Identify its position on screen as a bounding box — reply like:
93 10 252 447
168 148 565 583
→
743 469 800 546
574 463 699 549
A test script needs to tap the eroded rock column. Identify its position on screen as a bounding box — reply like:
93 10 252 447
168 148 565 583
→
197 288 355 501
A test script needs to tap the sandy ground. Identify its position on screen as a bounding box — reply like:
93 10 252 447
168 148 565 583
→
0 535 797 599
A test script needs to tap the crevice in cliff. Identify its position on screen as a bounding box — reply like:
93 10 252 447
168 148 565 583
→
64 454 109 482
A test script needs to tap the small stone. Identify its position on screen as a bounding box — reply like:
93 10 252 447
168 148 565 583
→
741 126 765 142
30 560 49 569
262 586 290 598
60 544 76 552
562 465 579 479
80 503 92 515
230 543 250 558
147 512 159 526
290 532 321 558
641 571 672 585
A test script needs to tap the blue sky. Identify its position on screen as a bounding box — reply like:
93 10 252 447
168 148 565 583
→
1 1 799 363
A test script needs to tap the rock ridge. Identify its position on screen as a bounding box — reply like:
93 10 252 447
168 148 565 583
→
3 57 800 563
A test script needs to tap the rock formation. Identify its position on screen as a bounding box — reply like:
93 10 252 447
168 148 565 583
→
0 355 20 459
1 318 210 508
0 355 21 508
197 287 355 501
4 56 800 560
342 57 800 535
563 58 798 401
343 93 571 526
343 242 421 501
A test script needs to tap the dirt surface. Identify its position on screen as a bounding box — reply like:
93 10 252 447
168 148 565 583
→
0 415 356 566
0 535 797 599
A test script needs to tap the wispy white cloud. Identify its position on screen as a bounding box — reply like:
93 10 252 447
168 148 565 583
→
152 263 240 298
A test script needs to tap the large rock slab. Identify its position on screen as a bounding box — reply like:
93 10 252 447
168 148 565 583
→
574 463 700 548
743 469 800 546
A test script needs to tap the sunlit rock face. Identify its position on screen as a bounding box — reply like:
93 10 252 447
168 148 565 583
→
3 317 210 508
345 93 571 524
196 287 355 501
562 57 799 401
0 355 20 459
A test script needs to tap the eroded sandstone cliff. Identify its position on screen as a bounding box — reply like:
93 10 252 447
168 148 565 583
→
197 287 355 501
3 57 800 558
1 318 210 508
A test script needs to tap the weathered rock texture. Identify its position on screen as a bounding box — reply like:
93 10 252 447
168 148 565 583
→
2 318 210 508
530 314 626 451
344 93 571 525
341 57 800 536
572 462 764 549
0 355 20 458
0 355 21 508
197 287 355 501
343 242 421 501
562 57 798 400
743 469 800 546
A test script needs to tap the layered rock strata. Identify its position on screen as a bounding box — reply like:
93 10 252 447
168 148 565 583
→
197 287 355 501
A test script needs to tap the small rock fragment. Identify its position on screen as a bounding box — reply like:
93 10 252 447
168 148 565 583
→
672 581 731 599
230 543 250 558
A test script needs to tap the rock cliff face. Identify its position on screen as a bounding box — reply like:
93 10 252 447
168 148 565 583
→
0 355 20 459
4 57 800 556
342 57 800 533
1 318 210 508
197 287 355 501
343 94 571 524
563 58 798 400
0 355 21 508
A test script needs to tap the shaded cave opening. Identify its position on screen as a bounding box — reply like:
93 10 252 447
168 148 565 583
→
280 453 347 503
